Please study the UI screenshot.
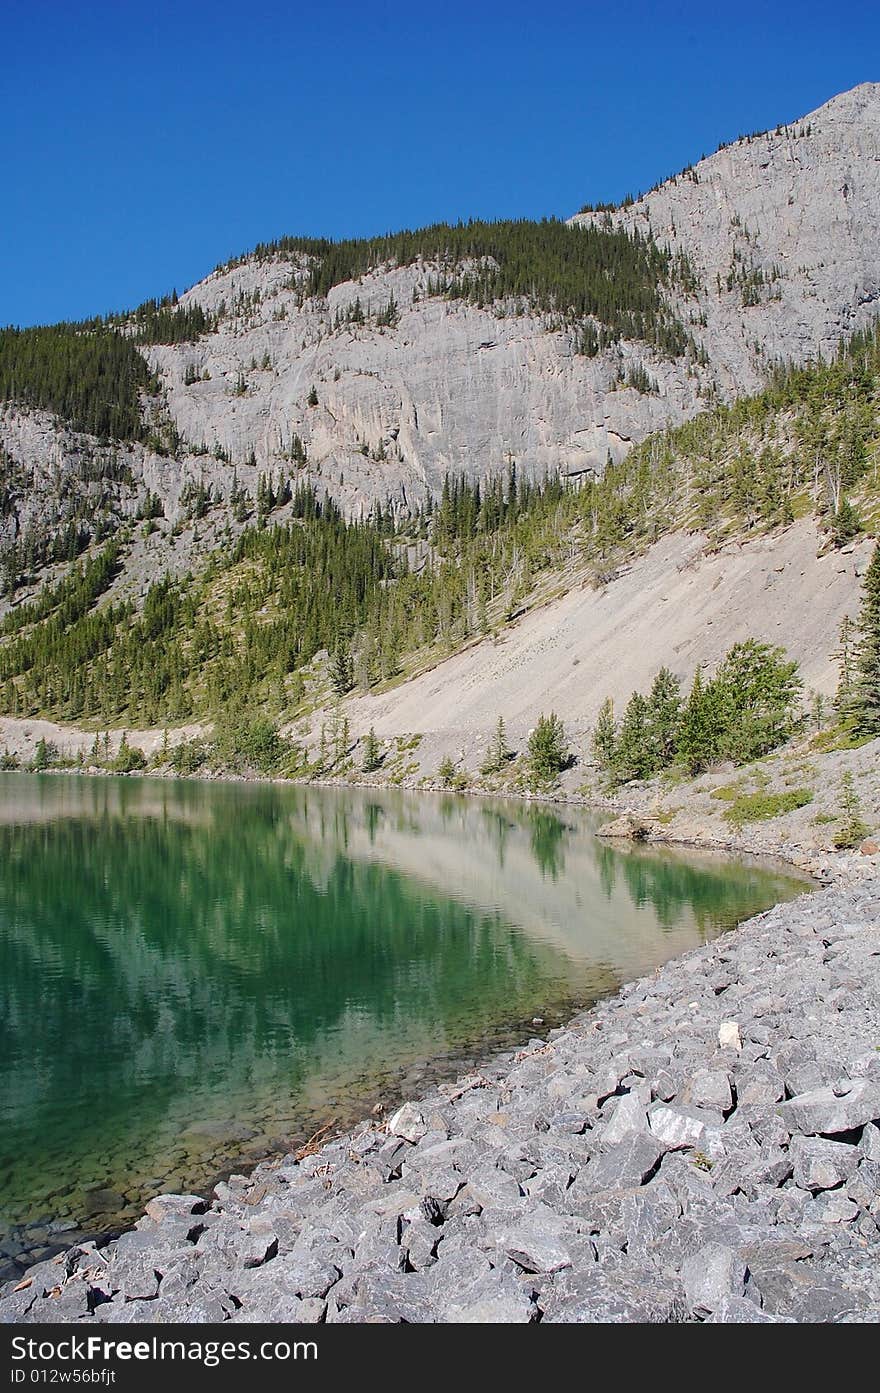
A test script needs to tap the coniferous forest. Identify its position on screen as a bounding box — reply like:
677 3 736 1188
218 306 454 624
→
231 217 696 354
0 209 878 777
1 319 879 740
0 471 567 725
0 323 155 440
0 217 694 453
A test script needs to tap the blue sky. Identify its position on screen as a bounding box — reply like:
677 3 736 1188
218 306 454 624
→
3 0 878 326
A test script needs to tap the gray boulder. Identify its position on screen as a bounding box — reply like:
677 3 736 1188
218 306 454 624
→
684 1070 734 1113
790 1136 860 1192
598 1092 649 1149
581 1135 664 1191
386 1103 428 1144
680 1242 749 1318
143 1194 206 1222
859 1122 880 1161
540 1264 687 1323
779 1079 880 1136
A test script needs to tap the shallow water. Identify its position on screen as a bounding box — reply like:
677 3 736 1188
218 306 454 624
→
0 773 807 1271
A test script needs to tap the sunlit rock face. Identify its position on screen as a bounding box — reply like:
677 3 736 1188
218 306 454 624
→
3 83 879 551
571 82 880 395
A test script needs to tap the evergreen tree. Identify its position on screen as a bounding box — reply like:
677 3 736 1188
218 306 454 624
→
835 614 859 724
438 754 459 787
852 542 880 735
831 496 861 547
833 770 869 849
677 666 720 775
591 697 617 775
112 731 147 772
615 692 653 781
362 727 382 772
318 722 328 773
713 639 801 761
354 632 378 691
329 637 354 695
526 713 569 785
330 708 350 766
646 666 681 768
480 716 512 775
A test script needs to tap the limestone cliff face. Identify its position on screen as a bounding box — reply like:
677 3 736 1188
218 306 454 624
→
141 83 880 516
571 82 880 397
2 83 879 543
151 258 695 519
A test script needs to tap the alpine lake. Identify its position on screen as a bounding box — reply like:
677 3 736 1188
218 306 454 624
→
0 772 809 1277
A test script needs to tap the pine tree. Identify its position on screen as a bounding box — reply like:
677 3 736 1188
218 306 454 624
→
852 542 880 735
332 712 350 766
833 771 869 849
438 754 459 787
526 713 569 786
713 639 801 761
329 637 354 695
831 496 861 547
362 727 382 772
678 666 719 775
834 614 859 724
317 722 328 772
646 667 681 768
591 697 617 775
615 692 652 782
481 716 512 775
354 632 378 691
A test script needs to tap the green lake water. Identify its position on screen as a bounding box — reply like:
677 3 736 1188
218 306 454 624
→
0 772 808 1273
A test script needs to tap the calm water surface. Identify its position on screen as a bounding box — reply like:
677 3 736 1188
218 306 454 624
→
0 773 808 1268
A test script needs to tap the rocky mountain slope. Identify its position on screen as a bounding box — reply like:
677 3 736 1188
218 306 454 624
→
573 82 880 391
139 84 880 513
1 81 879 779
2 81 879 584
1 518 871 789
325 522 873 777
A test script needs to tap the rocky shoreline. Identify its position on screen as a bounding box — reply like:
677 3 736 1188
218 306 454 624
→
3 862 879 1324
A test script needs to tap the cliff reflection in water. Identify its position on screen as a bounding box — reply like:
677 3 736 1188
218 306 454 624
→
0 774 806 1247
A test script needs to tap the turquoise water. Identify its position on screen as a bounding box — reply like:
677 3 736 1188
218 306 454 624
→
0 773 807 1271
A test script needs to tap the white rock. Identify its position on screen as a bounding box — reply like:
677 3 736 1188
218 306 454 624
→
718 1021 743 1051
648 1103 725 1153
386 1102 428 1144
599 1092 649 1149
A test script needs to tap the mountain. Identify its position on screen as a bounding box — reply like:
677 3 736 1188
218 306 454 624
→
572 81 880 388
2 82 879 599
117 83 880 506
0 83 878 766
